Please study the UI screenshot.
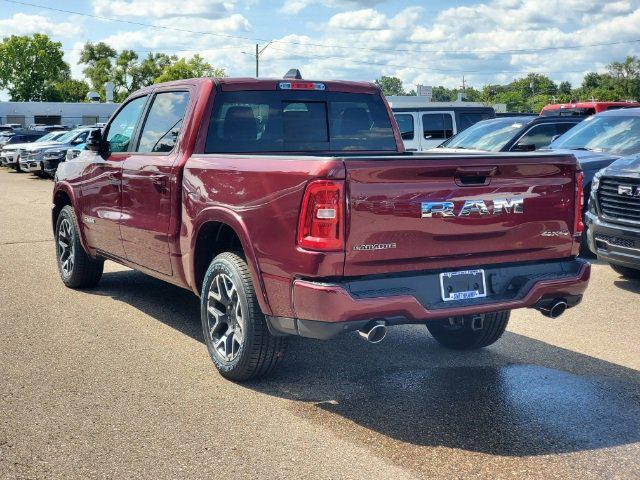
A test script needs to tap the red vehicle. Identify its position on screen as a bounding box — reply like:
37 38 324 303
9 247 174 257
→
541 101 640 116
52 75 590 380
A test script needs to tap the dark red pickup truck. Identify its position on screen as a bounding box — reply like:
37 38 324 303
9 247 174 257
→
52 75 590 380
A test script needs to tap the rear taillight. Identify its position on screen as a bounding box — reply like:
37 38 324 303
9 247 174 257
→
574 170 585 237
297 180 344 251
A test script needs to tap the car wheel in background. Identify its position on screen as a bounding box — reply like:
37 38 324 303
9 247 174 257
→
201 252 287 381
426 311 510 350
55 205 104 288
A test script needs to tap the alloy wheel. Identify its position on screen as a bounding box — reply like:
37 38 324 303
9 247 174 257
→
57 218 75 276
206 273 245 362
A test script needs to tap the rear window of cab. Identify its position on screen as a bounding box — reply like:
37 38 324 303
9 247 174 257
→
205 91 397 153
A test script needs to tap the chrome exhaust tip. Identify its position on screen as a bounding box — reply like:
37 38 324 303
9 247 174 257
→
358 320 387 343
539 299 568 319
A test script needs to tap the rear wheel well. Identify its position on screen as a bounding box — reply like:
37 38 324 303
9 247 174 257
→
52 190 72 231
194 222 244 294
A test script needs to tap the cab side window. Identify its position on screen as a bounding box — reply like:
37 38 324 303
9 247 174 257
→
106 96 147 153
515 123 558 150
137 92 190 153
394 114 414 140
422 113 453 140
555 122 576 136
73 130 89 144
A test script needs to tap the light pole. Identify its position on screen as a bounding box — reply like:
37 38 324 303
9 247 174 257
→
254 42 272 77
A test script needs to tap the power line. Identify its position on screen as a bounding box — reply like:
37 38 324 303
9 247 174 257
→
3 0 640 56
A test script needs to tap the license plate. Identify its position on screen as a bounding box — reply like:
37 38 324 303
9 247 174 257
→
440 269 487 302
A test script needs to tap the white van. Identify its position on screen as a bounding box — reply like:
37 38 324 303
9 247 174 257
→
387 96 495 151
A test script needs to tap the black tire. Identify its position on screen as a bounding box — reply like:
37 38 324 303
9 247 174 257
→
426 311 510 350
610 263 640 280
55 205 104 288
201 252 287 381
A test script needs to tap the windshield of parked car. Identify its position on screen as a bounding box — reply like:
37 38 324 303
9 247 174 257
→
36 131 65 143
439 118 525 151
549 114 640 155
55 129 84 144
205 91 397 153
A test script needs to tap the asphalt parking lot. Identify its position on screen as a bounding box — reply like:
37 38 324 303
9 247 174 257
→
0 168 639 480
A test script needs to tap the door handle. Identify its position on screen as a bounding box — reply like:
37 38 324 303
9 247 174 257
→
151 174 167 186
151 173 168 192
454 166 498 186
106 171 119 185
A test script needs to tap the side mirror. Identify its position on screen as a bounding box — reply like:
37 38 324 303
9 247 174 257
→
512 143 536 152
85 129 103 152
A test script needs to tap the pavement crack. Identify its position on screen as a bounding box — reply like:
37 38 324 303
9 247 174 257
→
0 239 53 246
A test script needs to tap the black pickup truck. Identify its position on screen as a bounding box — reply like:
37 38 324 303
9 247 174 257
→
587 153 640 279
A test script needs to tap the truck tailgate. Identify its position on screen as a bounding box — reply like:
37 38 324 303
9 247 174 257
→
344 154 579 276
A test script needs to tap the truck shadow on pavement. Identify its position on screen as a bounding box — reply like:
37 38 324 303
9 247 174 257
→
614 278 640 294
92 269 640 457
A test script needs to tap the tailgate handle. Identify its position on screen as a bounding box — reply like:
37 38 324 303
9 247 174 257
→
454 166 498 186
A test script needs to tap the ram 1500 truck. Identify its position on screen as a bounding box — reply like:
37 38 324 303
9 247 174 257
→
52 76 591 380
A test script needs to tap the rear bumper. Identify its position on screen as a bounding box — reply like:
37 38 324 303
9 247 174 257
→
586 211 640 269
267 258 590 339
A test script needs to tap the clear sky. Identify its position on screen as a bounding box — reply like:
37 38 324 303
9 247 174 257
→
0 0 638 91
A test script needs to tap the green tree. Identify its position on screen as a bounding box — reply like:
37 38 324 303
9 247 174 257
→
374 76 406 96
79 42 117 100
608 56 640 100
578 72 623 101
558 81 572 95
431 86 456 101
113 49 139 101
155 54 225 83
0 33 69 101
44 79 91 102
133 53 177 88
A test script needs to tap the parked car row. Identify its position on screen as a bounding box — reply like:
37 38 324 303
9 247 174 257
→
0 128 47 147
0 126 96 177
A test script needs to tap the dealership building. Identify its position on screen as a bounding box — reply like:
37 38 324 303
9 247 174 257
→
0 101 119 127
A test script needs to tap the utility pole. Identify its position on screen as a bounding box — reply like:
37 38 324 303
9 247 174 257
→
254 42 272 78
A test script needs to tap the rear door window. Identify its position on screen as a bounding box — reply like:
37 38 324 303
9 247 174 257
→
394 114 414 140
205 91 396 153
422 113 453 140
137 91 190 153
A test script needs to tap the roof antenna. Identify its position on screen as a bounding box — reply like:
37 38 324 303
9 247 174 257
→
284 69 302 79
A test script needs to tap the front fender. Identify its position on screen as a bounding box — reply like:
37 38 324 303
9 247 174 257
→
187 206 272 316
52 182 92 257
